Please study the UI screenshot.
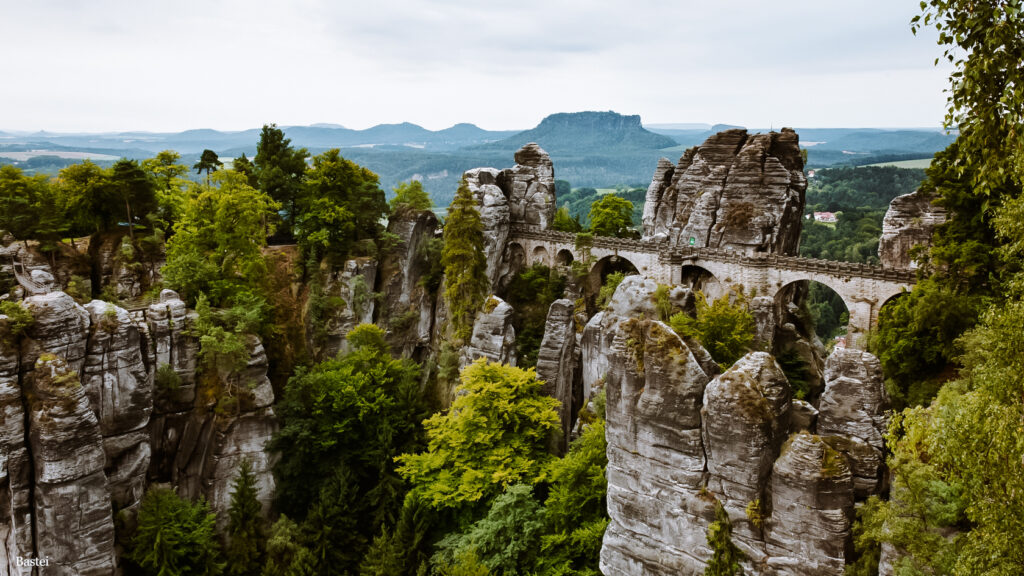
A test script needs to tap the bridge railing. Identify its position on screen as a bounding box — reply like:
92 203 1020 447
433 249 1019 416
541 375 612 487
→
509 225 917 284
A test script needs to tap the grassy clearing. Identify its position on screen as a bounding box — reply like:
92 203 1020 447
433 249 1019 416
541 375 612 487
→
863 158 933 169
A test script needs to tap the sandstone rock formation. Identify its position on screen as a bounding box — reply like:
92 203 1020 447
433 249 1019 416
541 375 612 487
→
311 258 378 359
535 298 580 448
598 278 887 575
463 143 557 291
878 190 946 269
641 128 807 255
28 353 116 574
379 209 441 358
818 348 890 496
766 433 854 575
460 296 516 367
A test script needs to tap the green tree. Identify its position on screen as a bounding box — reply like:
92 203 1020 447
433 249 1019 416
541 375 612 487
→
262 516 316 576
396 359 561 516
142 150 190 223
296 149 387 263
57 160 114 235
587 194 634 238
232 153 259 189
0 166 66 261
390 180 433 215
302 468 367 576
225 459 266 576
433 484 546 575
255 124 309 235
705 502 744 576
128 486 225 576
194 149 224 181
551 204 583 233
270 324 425 523
109 158 157 241
536 418 609 575
162 170 278 305
670 291 755 370
442 179 489 341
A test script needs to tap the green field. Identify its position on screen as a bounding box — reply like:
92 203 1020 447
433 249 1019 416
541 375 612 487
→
863 158 933 169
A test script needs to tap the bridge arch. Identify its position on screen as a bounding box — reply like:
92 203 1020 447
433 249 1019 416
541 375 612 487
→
531 245 551 266
679 264 725 301
585 254 640 312
774 279 851 348
555 248 574 266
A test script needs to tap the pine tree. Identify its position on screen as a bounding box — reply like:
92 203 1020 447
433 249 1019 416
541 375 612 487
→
226 458 266 576
358 527 404 576
441 178 488 341
705 502 744 576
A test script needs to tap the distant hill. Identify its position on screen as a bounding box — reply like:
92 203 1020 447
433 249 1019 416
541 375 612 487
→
478 111 677 154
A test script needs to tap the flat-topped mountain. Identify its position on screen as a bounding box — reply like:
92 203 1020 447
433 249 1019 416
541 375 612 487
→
479 111 678 153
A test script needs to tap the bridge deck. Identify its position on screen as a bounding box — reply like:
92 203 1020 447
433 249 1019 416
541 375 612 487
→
509 226 916 284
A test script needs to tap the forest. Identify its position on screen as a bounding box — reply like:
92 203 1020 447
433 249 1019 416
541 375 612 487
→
0 1 1022 575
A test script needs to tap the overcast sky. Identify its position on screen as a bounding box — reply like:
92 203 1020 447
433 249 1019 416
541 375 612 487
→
0 0 952 132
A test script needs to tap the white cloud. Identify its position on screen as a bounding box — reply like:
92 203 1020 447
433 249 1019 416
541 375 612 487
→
0 0 952 131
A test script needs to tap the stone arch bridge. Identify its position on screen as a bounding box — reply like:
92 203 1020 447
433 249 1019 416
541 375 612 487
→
509 226 916 347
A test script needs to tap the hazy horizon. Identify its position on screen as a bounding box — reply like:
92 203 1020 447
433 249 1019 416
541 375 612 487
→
2 1 952 133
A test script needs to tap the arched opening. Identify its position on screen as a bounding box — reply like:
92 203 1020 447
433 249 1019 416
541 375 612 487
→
532 245 551 266
555 248 574 266
498 242 526 292
679 264 725 302
585 254 640 314
773 280 850 401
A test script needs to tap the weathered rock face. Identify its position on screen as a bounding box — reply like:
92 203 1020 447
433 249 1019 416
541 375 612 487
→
598 277 881 575
150 335 277 529
88 232 161 299
642 128 807 255
83 300 153 515
601 313 713 575
818 348 889 496
878 190 946 269
312 258 378 360
501 143 557 229
28 354 116 575
460 296 516 367
463 167 512 291
766 433 854 575
0 317 33 573
379 209 440 358
703 352 791 514
535 299 579 448
147 290 198 412
463 143 558 291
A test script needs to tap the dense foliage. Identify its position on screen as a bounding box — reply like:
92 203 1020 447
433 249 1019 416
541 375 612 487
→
587 194 636 238
856 2 1024 573
128 487 224 576
442 179 489 341
669 291 755 369
504 264 567 368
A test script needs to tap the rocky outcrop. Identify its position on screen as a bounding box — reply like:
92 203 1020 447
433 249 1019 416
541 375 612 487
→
312 258 378 360
28 354 116 574
88 232 161 300
703 353 791 514
601 313 713 575
379 209 440 358
818 348 889 496
0 314 33 573
463 143 558 291
878 190 946 269
535 299 579 448
147 290 198 412
642 128 807 255
502 143 556 229
599 277 879 575
83 300 153 515
463 168 512 291
460 296 516 367
766 433 854 575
